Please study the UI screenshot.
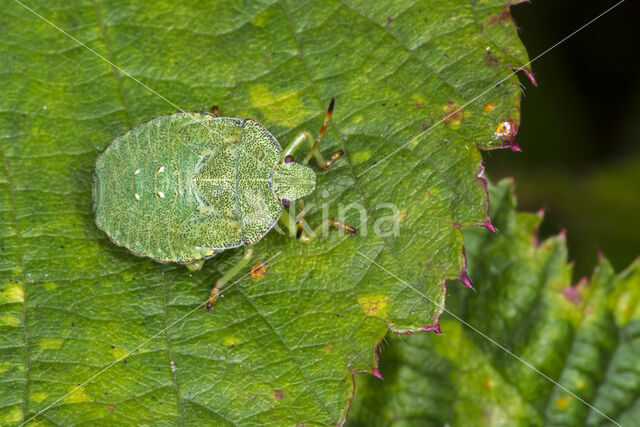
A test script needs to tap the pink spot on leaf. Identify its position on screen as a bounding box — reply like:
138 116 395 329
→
372 367 383 379
459 269 473 290
482 218 497 233
421 324 442 334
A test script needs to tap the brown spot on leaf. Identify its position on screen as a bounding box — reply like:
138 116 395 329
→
484 50 499 68
251 263 266 278
484 7 511 27
443 101 465 127
399 208 407 222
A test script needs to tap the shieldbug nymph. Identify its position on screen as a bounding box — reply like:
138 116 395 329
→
92 98 355 309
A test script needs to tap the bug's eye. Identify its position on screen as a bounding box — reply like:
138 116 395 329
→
281 198 291 208
284 155 294 164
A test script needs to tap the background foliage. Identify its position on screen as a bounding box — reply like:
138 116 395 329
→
349 180 640 426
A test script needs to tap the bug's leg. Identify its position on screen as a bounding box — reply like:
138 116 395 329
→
301 217 357 243
210 105 221 116
280 97 344 170
281 130 312 161
278 209 310 243
303 97 344 169
279 200 355 242
206 247 254 310
185 260 206 272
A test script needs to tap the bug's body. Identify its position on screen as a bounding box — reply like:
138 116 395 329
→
93 112 315 264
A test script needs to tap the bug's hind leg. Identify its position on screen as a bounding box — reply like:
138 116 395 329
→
280 97 345 170
206 247 254 310
302 217 357 242
280 206 356 243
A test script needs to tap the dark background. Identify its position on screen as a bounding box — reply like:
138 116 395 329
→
485 0 640 278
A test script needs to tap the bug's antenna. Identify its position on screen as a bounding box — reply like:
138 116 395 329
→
303 97 335 164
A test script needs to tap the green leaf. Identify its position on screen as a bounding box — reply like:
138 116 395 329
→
0 1 528 424
348 179 640 426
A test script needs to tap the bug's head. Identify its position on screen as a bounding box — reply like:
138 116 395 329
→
272 158 316 206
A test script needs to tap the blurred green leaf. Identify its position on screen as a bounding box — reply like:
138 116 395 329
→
0 1 528 424
499 154 640 278
348 179 640 426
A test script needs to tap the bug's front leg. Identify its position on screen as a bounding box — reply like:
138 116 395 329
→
206 247 254 310
280 98 344 170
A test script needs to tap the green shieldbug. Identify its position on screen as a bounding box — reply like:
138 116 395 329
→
93 99 354 308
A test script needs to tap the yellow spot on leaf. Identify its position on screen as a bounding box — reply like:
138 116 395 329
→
0 361 9 375
249 84 308 127
223 336 239 347
44 281 57 291
39 338 63 350
353 115 363 123
0 284 24 303
495 121 513 138
250 9 271 27
412 94 427 107
556 397 569 409
323 344 335 353
0 407 22 424
358 294 390 318
110 346 129 360
425 188 439 199
65 385 90 403
350 150 371 165
483 102 494 113
31 392 49 403
0 313 20 327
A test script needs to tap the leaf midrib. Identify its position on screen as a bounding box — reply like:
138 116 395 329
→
0 138 30 422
